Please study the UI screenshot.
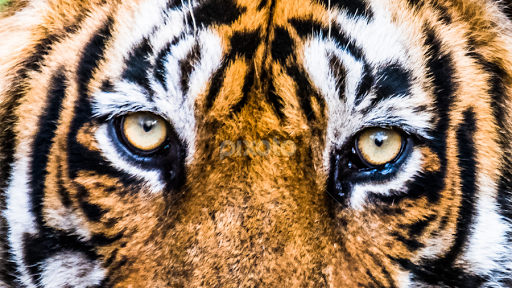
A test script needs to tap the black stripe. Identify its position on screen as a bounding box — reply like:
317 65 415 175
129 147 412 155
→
0 29 66 288
289 17 323 38
317 0 373 20
232 67 255 115
228 30 261 115
398 109 481 287
290 18 365 61
30 71 68 227
355 62 373 106
406 0 451 24
122 37 154 100
405 0 424 8
154 42 172 91
267 72 286 120
407 214 436 238
330 25 364 60
23 230 100 286
469 56 512 235
498 0 512 21
56 161 73 208
271 27 294 64
329 54 347 101
76 185 106 222
371 64 412 106
450 107 478 263
204 59 229 111
257 0 267 10
68 17 124 181
285 65 320 121
231 29 261 60
23 70 103 286
205 29 260 112
179 42 201 96
189 0 246 27
400 26 454 204
392 232 424 251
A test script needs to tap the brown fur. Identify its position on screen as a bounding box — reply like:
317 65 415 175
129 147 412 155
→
1 0 512 286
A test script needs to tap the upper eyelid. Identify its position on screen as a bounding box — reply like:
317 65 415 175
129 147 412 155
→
357 119 431 140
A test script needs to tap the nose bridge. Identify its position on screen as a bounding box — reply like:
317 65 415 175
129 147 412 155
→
180 144 333 286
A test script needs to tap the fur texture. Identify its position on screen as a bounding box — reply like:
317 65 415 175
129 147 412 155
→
0 0 512 287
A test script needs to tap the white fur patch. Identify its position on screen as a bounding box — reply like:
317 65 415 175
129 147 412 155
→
463 174 512 284
40 251 105 287
350 148 423 209
4 149 38 288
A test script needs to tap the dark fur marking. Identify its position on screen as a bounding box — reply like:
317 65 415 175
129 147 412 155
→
0 30 68 287
392 233 424 251
289 17 323 38
190 0 246 27
90 233 123 247
330 25 364 60
100 79 115 92
257 0 267 10
154 42 172 91
231 67 254 115
23 231 100 287
398 26 454 204
398 109 480 286
122 37 154 100
317 0 373 20
76 185 106 222
467 56 512 239
271 27 294 64
329 54 347 101
228 30 261 113
68 18 140 187
290 21 365 61
231 29 261 60
408 214 436 238
179 42 201 96
267 72 286 120
204 60 229 111
56 163 73 208
371 64 412 106
30 71 68 227
355 62 373 106
285 65 318 121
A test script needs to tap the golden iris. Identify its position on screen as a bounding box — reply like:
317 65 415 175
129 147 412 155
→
122 112 168 152
356 128 403 166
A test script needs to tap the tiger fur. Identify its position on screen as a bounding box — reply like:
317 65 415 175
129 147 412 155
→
0 0 512 287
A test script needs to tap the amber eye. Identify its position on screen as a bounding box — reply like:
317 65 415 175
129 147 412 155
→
120 112 168 154
356 128 403 167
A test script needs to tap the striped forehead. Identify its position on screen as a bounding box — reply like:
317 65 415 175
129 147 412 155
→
297 11 432 146
87 0 433 144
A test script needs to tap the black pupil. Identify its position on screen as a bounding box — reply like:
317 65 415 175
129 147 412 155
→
375 138 384 147
142 118 156 132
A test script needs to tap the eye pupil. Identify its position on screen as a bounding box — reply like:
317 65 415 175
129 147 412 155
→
375 139 384 147
142 119 156 132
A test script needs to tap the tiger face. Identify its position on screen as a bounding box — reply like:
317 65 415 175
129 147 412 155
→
1 0 512 287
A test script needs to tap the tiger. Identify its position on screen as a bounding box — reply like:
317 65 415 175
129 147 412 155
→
1 0 512 286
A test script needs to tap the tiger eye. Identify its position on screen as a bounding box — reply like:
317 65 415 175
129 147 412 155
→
356 128 403 166
122 112 168 152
